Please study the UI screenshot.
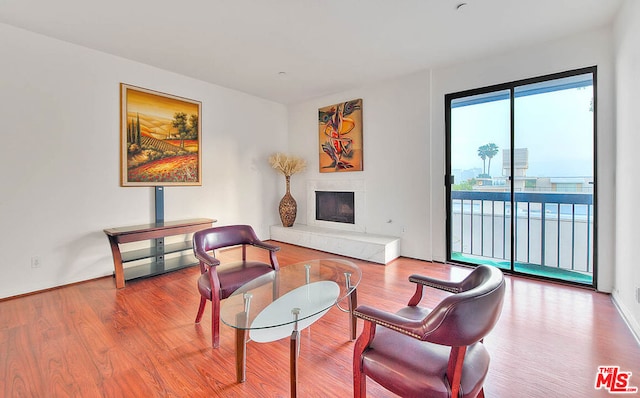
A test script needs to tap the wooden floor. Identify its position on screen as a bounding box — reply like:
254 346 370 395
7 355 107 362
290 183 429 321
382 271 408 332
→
1 242 639 397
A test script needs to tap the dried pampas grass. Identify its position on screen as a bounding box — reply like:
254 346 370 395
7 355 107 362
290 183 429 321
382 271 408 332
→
268 153 306 176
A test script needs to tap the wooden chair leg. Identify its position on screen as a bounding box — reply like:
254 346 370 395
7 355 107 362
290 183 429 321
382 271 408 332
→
211 315 220 348
353 368 366 398
195 297 207 323
353 321 375 398
211 299 221 348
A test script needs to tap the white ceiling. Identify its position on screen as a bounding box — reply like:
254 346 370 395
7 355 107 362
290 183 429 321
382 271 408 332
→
0 0 623 104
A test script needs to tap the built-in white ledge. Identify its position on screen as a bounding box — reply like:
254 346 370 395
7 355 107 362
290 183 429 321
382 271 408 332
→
270 224 400 265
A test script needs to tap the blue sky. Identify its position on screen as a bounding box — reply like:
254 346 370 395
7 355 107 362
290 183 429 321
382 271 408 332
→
451 85 594 178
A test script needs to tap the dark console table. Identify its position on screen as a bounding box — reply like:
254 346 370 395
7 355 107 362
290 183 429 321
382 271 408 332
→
104 218 215 288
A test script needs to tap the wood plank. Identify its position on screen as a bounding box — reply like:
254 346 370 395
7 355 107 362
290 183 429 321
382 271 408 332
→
0 242 638 397
104 218 215 244
103 218 215 236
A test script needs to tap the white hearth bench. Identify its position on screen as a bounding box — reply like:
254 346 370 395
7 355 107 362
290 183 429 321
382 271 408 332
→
270 224 400 264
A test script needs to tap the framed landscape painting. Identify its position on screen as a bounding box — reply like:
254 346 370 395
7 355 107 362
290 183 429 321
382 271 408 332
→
318 98 363 172
120 84 202 186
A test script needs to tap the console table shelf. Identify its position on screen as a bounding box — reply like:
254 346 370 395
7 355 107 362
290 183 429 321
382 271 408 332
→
120 241 193 263
123 256 201 281
104 218 215 288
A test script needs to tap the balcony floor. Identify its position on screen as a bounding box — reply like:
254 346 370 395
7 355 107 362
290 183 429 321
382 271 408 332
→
451 252 593 285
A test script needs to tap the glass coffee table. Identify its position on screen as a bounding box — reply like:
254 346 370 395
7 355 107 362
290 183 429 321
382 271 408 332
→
220 258 361 397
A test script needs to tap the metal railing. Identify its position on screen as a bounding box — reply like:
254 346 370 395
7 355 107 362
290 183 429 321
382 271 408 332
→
451 191 593 274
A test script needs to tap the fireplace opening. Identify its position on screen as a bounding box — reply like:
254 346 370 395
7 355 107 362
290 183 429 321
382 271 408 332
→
315 191 355 224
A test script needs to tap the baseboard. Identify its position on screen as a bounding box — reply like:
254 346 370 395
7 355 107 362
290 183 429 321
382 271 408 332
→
611 290 640 346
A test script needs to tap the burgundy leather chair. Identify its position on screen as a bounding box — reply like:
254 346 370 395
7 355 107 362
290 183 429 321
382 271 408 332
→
353 265 505 398
192 225 280 348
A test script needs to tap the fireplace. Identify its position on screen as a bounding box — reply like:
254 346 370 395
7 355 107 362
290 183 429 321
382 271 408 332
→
271 178 400 264
307 180 365 232
315 191 355 224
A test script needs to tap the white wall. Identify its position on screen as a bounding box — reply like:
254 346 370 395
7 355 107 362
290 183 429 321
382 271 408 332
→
287 27 616 292
613 0 640 338
288 71 432 260
0 23 287 299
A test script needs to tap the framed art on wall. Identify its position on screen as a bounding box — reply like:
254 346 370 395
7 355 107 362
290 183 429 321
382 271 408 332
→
120 84 202 186
318 98 363 172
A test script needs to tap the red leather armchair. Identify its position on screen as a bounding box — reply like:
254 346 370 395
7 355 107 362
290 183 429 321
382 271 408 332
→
353 265 505 398
192 225 280 348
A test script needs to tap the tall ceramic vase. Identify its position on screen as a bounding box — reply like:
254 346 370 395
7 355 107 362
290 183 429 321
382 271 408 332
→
279 175 297 227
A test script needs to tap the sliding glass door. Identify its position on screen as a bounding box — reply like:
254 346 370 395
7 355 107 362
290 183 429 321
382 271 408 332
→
446 68 596 287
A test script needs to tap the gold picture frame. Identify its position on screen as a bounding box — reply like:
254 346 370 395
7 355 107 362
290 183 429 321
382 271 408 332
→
120 84 202 186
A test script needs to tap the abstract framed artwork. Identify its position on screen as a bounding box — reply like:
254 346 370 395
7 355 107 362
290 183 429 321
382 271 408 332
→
120 84 202 186
318 98 363 172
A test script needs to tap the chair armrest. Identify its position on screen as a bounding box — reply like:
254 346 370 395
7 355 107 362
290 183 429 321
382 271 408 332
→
193 248 221 267
409 274 462 293
354 305 424 340
251 241 281 252
248 239 280 270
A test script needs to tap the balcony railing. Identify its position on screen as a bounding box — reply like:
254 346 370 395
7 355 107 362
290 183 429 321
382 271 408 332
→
451 191 593 277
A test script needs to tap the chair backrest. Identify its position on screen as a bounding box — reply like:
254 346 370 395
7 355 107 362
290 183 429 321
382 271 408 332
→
193 225 262 253
421 265 505 346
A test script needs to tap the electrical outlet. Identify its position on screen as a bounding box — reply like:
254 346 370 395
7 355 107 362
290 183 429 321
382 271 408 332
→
31 256 41 268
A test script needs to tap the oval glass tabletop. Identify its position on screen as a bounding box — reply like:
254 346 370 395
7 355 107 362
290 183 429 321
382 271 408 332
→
220 258 361 342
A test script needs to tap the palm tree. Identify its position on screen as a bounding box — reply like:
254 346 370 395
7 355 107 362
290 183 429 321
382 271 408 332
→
477 145 488 174
485 143 499 176
477 143 499 176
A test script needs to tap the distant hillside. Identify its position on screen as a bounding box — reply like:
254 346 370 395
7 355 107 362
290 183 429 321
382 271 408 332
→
126 112 174 140
140 135 183 153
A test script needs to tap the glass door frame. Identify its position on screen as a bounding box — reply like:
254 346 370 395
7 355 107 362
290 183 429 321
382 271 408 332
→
444 66 598 288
